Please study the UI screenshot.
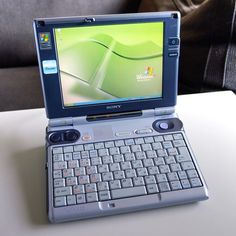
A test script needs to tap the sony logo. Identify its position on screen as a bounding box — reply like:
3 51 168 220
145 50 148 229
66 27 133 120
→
106 105 122 110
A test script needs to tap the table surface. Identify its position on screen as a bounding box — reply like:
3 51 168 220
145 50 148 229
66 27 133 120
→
1 91 236 236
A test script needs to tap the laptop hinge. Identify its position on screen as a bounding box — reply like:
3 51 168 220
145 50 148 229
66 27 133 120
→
154 106 175 116
48 116 87 127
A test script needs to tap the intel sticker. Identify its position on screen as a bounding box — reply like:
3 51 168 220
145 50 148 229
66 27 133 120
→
42 60 57 74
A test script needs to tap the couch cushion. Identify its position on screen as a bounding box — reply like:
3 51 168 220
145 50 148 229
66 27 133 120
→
139 0 236 93
0 0 140 68
0 66 44 111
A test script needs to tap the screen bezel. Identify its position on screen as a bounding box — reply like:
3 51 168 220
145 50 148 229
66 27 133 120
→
34 12 180 119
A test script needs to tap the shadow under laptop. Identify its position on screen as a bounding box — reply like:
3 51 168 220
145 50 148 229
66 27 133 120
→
12 147 48 225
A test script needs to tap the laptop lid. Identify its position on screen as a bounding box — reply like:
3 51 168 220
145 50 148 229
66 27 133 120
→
33 12 180 119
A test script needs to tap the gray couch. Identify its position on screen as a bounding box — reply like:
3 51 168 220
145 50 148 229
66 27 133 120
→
0 0 140 111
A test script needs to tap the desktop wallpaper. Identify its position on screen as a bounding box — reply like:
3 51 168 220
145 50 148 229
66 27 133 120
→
54 22 164 107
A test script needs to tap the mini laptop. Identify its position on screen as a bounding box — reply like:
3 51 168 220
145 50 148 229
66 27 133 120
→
33 12 208 223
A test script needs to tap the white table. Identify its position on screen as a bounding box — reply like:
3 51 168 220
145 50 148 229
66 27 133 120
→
1 91 236 236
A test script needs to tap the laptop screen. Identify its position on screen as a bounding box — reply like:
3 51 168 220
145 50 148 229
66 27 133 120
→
54 22 164 108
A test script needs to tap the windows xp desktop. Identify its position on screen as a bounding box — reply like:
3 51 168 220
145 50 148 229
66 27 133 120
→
54 22 164 107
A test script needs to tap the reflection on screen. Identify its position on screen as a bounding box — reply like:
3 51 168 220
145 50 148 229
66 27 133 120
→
54 22 164 107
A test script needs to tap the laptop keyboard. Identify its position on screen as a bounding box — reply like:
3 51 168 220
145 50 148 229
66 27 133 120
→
52 133 202 207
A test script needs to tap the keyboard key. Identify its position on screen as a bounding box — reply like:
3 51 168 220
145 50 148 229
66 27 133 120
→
54 196 66 207
74 145 84 152
94 142 104 149
170 163 181 172
159 165 170 174
84 143 94 151
91 157 102 166
124 153 135 161
54 186 72 197
146 150 157 158
53 161 67 170
131 145 142 152
147 184 159 194
170 181 182 190
178 171 188 180
64 153 72 161
125 139 135 145
114 170 125 180
148 166 159 175
176 155 191 163
173 140 185 147
165 156 176 164
111 186 147 199
164 135 173 141
109 147 120 155
53 153 63 162
53 147 63 154
85 183 97 193
121 178 133 188
76 194 86 204
109 180 121 189
125 169 136 178
144 136 154 143
98 148 109 156
53 170 62 179
132 160 143 168
152 142 162 150
145 175 156 184
63 169 74 178
143 159 154 167
63 146 73 153
190 178 202 187
102 172 113 181
157 149 167 157
73 185 85 194
154 136 164 142
109 163 120 171
54 178 65 187
120 146 131 154
187 169 199 178
173 133 183 140
80 158 91 167
135 151 146 160
120 161 132 170
67 195 76 205
98 164 109 173
86 166 97 175
181 179 191 189
66 177 77 186
78 175 90 184
90 173 102 183
104 141 115 148
136 167 148 177
81 151 89 159
89 150 98 158
102 155 113 164
158 182 171 192
135 138 145 144
68 160 79 169
154 157 165 166
97 182 109 191
162 141 173 149
167 148 178 156
133 177 145 186
74 167 86 176
142 143 152 151
156 174 168 183
181 161 195 170
99 191 111 201
72 152 81 160
115 140 125 147
167 172 179 181
113 154 124 163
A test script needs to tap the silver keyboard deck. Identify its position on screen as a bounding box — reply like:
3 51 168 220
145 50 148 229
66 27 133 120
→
52 133 202 207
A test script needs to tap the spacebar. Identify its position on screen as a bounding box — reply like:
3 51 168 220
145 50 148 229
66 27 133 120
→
111 186 147 199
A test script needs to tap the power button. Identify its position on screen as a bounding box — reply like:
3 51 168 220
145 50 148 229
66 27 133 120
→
168 38 180 46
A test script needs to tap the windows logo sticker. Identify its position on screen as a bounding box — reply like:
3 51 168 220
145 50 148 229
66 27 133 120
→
136 66 155 81
42 60 58 74
39 32 52 49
